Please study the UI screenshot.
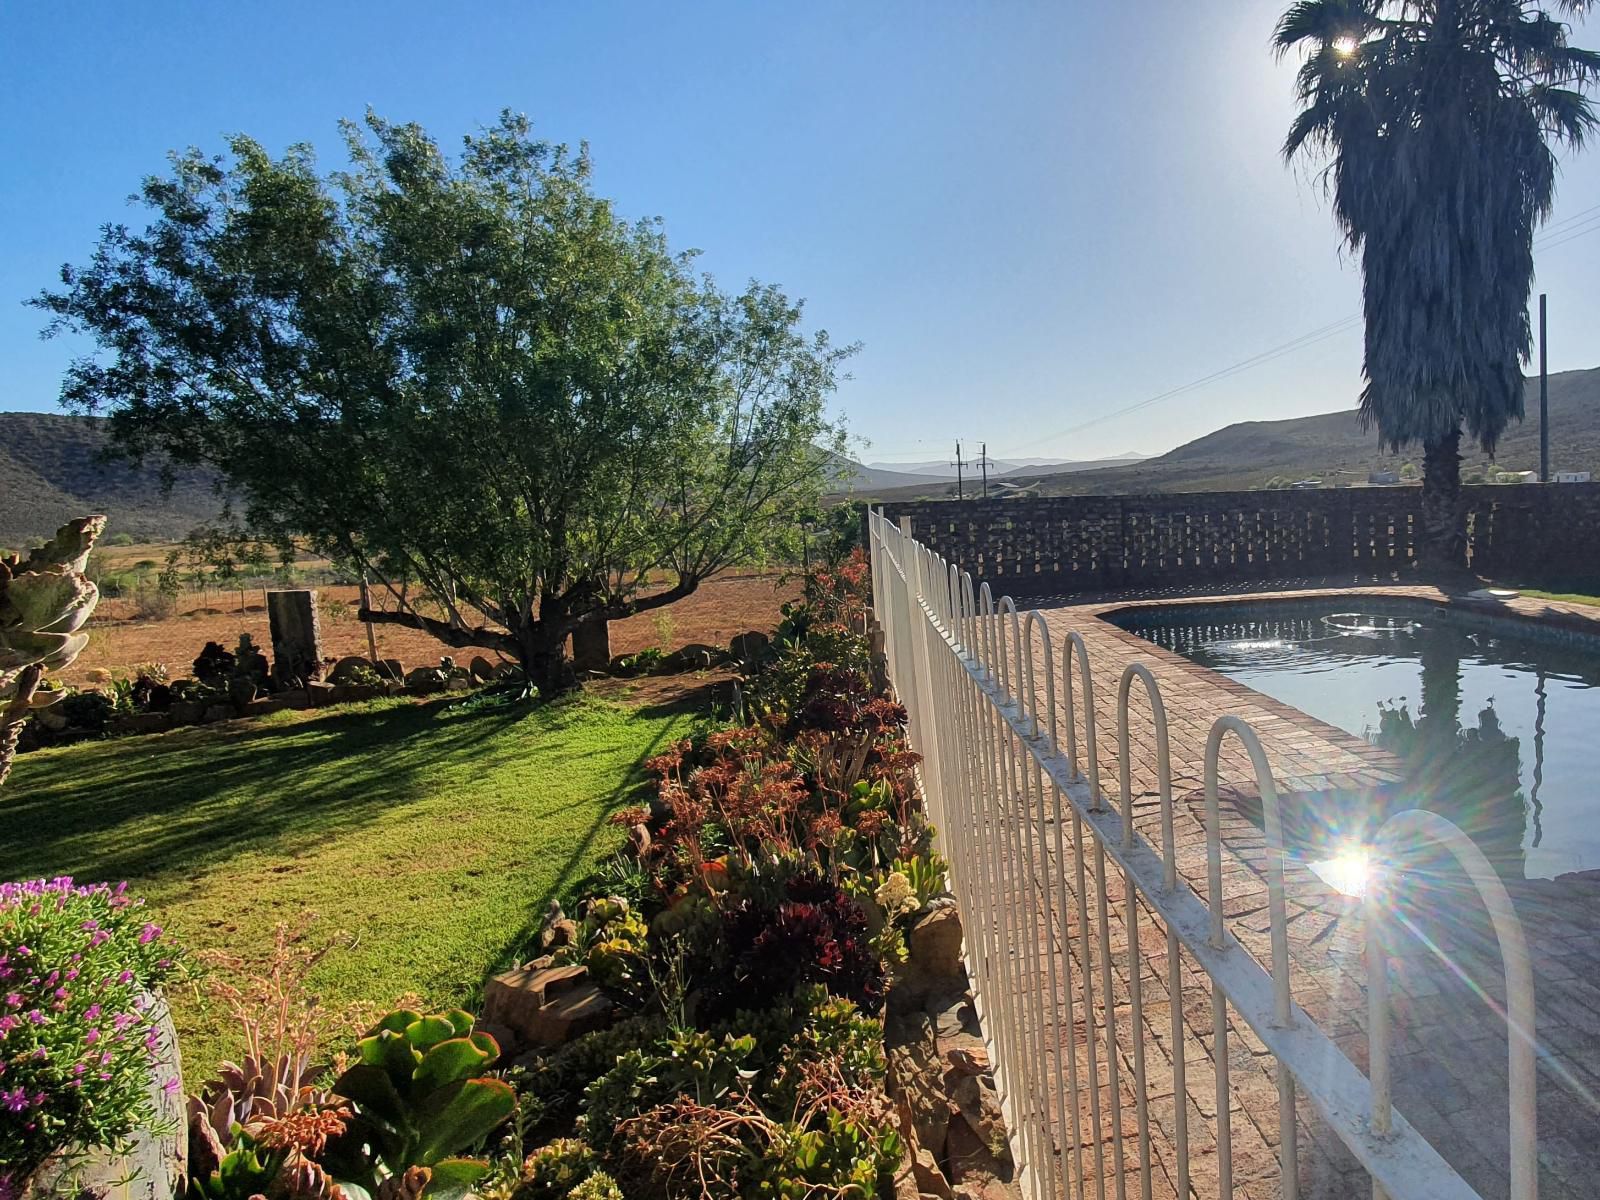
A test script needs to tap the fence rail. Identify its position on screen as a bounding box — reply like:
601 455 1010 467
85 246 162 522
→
877 483 1600 596
867 510 1536 1200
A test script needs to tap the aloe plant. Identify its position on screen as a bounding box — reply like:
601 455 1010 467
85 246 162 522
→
0 515 105 787
321 1008 516 1200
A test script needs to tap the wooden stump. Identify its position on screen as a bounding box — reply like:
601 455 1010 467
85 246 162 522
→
571 619 611 675
267 589 322 687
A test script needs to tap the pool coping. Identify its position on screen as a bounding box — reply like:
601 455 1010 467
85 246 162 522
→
1077 583 1600 798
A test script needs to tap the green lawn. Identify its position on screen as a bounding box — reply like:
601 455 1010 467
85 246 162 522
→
0 695 692 1078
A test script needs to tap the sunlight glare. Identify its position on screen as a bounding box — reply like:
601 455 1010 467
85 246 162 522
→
1332 35 1359 57
1311 845 1372 897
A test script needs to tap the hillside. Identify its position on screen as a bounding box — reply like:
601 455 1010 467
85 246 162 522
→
0 413 221 546
849 367 1600 502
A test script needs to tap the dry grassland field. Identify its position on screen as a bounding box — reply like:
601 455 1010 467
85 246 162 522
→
65 543 800 686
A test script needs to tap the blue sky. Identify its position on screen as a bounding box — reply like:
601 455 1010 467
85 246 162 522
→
3 1 1597 462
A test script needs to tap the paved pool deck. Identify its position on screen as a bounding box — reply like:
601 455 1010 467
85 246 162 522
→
993 579 1600 1199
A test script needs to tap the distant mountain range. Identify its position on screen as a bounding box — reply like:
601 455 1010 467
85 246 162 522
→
5 367 1598 544
0 413 219 547
844 366 1600 502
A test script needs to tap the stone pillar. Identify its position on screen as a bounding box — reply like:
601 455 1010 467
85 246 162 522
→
267 589 322 687
571 619 612 675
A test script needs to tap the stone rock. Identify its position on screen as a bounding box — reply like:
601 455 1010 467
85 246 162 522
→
35 707 69 732
247 697 291 718
278 689 312 710
111 712 171 736
729 629 770 664
168 700 206 725
328 683 384 705
403 667 446 695
445 676 471 691
664 643 722 671
893 905 966 1010
951 1073 1008 1164
306 680 337 706
475 1019 518 1058
468 656 498 683
200 704 234 725
481 964 614 1048
328 656 376 684
945 1119 1017 1199
885 1010 951 1161
379 658 405 681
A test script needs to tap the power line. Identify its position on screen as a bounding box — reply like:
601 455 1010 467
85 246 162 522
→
1013 208 1600 454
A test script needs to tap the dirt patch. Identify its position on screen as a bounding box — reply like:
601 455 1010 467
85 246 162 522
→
67 571 798 686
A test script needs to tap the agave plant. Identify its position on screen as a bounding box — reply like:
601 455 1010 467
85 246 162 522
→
0 515 105 787
188 1048 328 1164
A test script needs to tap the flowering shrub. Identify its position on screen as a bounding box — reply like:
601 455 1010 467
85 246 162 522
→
0 877 185 1191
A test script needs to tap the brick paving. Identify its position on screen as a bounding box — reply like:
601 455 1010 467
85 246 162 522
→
956 579 1600 1199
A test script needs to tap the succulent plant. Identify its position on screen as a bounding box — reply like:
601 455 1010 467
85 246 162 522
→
321 1008 517 1200
188 1049 327 1163
0 515 105 787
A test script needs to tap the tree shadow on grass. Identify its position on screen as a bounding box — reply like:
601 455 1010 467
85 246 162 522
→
474 714 683 993
0 699 537 884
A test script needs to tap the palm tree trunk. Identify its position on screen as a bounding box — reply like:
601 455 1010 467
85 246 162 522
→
1419 429 1467 575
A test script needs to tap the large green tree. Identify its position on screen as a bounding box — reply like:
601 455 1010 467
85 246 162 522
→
36 113 850 693
1275 1 1598 570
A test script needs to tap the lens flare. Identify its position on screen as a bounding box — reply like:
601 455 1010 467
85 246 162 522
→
1311 845 1371 897
1332 35 1359 57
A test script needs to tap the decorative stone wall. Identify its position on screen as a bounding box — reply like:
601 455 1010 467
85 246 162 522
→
878 484 1600 597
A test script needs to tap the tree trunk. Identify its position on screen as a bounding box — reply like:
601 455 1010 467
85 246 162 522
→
571 618 612 675
1419 429 1467 576
518 626 575 698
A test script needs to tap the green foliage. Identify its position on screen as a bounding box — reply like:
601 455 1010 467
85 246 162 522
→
0 879 188 1184
187 1127 288 1200
565 1172 623 1200
580 1029 758 1149
755 1110 902 1199
513 1138 599 1200
324 1008 517 1195
37 111 853 692
617 647 666 676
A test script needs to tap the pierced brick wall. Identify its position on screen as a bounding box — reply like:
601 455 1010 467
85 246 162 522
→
877 484 1600 597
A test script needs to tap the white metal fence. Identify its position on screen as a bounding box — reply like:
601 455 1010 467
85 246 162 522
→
867 510 1536 1200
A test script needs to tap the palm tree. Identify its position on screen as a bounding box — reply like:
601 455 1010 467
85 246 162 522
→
1275 1 1599 571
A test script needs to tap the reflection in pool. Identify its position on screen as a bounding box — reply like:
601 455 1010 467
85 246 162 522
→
1111 601 1600 881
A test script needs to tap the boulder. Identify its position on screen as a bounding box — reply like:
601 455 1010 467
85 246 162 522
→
403 667 446 695
945 1119 1017 1199
278 689 313 710
445 676 471 692
892 903 966 1009
201 704 234 725
328 655 376 684
885 1009 951 1162
379 658 405 681
664 643 722 672
468 656 498 684
729 629 770 664
306 680 337 706
481 963 615 1048
169 700 206 726
950 1073 1009 1166
111 712 171 736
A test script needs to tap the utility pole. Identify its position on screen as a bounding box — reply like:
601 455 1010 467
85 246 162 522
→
1539 293 1550 482
976 443 995 499
950 442 966 500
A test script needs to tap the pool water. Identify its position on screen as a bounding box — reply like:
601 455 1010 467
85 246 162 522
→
1111 601 1600 880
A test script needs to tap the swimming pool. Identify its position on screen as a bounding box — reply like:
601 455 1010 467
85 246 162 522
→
1110 598 1600 881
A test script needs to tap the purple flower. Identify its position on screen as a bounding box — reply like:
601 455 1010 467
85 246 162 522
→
137 923 161 945
1 1087 26 1113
